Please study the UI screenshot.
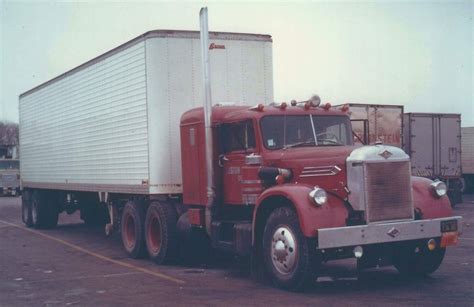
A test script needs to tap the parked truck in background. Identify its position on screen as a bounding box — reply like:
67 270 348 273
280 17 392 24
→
0 145 20 196
342 105 463 206
19 9 461 290
461 127 474 193
337 103 403 147
403 113 463 205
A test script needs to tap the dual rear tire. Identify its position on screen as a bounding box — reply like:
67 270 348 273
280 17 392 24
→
120 201 178 263
22 189 59 229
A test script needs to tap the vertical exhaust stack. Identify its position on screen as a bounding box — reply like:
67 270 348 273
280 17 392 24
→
200 7 216 235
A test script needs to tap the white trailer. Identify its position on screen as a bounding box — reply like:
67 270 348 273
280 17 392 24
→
19 30 273 196
403 113 462 204
461 127 474 193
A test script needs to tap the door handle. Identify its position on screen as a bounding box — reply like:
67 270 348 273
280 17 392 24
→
218 154 229 167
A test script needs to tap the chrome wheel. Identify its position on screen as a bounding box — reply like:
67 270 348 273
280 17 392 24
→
22 202 29 222
271 226 297 275
31 199 38 225
123 212 136 250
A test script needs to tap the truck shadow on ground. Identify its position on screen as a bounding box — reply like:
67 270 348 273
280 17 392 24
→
48 221 445 295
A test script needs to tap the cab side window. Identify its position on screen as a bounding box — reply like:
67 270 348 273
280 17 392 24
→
221 120 256 153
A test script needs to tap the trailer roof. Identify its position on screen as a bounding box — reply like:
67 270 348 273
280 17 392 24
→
334 103 404 109
405 112 461 117
19 30 272 98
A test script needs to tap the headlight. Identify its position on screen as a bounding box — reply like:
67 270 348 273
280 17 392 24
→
308 187 327 206
430 180 447 198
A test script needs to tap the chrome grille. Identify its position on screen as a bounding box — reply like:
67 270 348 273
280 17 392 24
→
365 161 413 223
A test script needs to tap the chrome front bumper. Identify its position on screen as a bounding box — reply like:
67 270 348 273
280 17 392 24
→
317 216 462 249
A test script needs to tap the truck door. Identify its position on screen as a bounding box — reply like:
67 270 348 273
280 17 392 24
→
219 120 261 205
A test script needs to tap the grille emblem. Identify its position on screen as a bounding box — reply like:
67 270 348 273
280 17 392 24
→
379 150 393 159
387 227 400 238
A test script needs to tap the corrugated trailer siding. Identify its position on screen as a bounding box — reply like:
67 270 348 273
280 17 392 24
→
462 127 474 174
146 37 273 193
20 31 273 195
20 42 149 187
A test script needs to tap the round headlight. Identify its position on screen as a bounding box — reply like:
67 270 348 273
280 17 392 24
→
430 180 447 198
308 187 327 206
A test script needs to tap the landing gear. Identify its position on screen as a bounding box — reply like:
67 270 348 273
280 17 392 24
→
262 207 318 291
79 195 109 226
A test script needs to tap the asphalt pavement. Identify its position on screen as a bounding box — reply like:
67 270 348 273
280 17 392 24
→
1 195 473 306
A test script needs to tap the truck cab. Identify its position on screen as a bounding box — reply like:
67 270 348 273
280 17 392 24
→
180 102 461 290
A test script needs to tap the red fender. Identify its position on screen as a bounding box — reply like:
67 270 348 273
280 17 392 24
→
412 176 453 219
253 184 347 238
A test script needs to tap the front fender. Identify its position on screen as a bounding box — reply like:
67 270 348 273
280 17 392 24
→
254 184 347 238
412 176 453 219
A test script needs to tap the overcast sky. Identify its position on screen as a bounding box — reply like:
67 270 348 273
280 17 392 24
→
1 1 473 126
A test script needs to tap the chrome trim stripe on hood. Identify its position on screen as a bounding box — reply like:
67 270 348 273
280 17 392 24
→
300 165 342 177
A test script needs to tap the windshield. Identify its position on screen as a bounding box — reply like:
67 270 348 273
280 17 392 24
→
260 115 353 150
0 160 19 169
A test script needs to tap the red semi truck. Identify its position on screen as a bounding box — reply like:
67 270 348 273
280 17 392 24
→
19 9 461 290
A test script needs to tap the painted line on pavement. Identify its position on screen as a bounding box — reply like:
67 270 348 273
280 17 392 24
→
0 219 185 285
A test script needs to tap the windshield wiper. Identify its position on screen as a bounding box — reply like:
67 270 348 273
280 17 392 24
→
283 140 316 150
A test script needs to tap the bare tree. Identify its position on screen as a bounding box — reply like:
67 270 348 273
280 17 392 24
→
0 121 19 145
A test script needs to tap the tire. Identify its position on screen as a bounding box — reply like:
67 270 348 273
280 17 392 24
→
121 201 147 258
394 242 446 277
31 190 59 229
145 202 179 264
262 207 317 291
21 189 33 227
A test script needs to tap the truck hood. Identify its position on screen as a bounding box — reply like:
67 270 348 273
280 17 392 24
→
263 146 359 196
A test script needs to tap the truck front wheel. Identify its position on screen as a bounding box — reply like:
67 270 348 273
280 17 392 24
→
393 242 446 276
145 202 178 264
120 201 147 258
263 207 317 291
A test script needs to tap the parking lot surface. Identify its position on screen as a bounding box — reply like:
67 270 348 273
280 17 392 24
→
1 195 473 306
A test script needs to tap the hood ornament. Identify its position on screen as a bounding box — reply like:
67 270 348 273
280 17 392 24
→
379 149 393 159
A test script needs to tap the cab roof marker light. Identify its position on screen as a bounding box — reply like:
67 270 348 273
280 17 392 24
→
269 102 288 110
340 104 349 112
323 102 332 110
249 103 265 112
290 100 297 106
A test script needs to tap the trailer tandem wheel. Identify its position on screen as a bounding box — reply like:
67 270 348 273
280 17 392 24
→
30 190 58 229
120 201 147 258
145 202 179 264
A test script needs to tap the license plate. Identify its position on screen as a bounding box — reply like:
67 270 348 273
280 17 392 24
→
441 220 458 233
